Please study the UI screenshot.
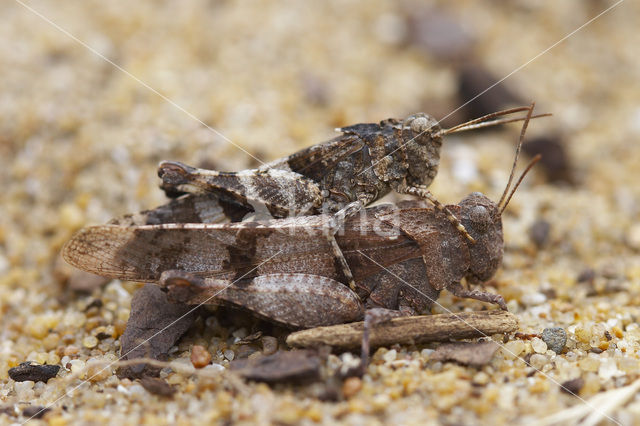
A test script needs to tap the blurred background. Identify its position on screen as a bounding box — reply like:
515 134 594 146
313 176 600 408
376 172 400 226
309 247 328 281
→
1 0 640 423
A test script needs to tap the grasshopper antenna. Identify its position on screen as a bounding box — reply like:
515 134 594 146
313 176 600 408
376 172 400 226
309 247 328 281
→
498 103 534 209
497 102 539 213
439 106 551 136
500 155 541 214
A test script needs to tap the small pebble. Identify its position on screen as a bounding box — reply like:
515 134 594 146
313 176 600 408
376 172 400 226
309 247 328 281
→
502 340 526 359
529 354 548 370
8 362 60 383
190 345 212 368
82 336 98 349
68 359 86 375
261 336 278 355
579 356 600 372
542 327 567 354
472 372 490 386
224 349 235 361
531 338 548 354
521 135 573 183
63 346 80 356
529 219 551 248
85 360 112 382
382 349 397 363
598 358 622 381
342 377 362 399
627 224 640 249
521 292 547 306
576 268 596 283
611 326 624 338
202 363 225 373
560 377 584 395
618 357 639 372
22 406 50 420
140 377 176 398
14 381 35 399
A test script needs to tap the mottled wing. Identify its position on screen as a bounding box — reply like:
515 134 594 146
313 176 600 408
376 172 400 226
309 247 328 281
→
268 133 365 182
108 194 250 226
63 219 344 283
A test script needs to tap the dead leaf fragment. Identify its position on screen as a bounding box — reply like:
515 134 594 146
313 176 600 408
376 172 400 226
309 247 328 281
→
230 350 321 384
117 284 198 379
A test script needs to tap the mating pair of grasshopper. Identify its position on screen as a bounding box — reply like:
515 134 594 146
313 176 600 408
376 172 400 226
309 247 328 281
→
64 104 542 363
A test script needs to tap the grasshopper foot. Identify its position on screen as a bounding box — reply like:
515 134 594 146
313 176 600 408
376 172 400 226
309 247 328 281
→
159 270 207 304
448 282 507 310
358 308 406 376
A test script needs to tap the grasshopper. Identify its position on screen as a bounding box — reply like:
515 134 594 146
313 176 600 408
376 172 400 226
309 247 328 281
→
63 105 540 366
155 107 547 289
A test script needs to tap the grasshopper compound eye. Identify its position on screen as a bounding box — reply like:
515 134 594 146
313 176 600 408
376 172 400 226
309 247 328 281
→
410 116 430 134
404 114 441 139
469 205 491 233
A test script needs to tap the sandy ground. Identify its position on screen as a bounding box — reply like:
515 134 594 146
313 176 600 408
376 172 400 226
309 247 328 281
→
2 0 640 424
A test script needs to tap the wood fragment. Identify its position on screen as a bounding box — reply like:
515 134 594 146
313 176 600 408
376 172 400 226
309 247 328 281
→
286 311 517 350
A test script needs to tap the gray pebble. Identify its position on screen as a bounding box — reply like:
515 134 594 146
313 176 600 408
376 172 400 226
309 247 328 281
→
542 327 567 354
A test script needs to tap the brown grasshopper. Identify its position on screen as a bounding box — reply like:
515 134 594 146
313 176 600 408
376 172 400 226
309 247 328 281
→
63 105 540 366
155 107 547 290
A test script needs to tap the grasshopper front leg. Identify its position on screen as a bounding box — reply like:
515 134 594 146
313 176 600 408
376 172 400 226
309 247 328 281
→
159 271 364 328
448 281 507 310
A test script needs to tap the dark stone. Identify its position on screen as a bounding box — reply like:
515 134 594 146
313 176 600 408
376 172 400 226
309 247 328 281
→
404 7 475 62
522 135 573 184
541 327 567 354
8 362 60 383
139 377 176 397
456 64 521 123
560 377 584 395
22 406 50 419
576 268 596 283
528 219 551 248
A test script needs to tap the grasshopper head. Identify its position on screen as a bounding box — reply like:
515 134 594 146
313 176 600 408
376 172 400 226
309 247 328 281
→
401 113 443 188
458 192 504 284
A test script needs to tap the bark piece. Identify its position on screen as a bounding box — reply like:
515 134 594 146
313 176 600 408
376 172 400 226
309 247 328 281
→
117 284 198 379
229 350 321 384
431 341 498 367
8 362 60 383
286 311 517 350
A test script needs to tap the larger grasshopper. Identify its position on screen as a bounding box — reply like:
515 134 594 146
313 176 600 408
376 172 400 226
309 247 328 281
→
63 105 539 365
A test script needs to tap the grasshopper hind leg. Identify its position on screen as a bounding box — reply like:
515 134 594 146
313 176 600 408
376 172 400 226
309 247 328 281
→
325 200 366 292
159 271 364 328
